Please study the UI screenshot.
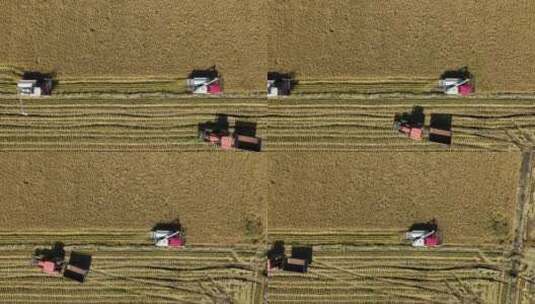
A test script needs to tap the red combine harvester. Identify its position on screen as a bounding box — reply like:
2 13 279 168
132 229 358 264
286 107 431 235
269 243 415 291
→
151 221 185 248
405 219 442 248
186 67 222 95
151 230 185 248
199 117 262 152
438 67 474 96
393 106 425 141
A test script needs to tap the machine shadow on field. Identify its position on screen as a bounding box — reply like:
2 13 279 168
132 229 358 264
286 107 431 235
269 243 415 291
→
198 114 258 136
187 66 219 80
151 218 184 233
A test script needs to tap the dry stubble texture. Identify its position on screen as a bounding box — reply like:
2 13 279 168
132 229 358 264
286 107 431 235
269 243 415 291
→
268 0 535 92
0 0 267 92
0 152 268 244
269 152 521 244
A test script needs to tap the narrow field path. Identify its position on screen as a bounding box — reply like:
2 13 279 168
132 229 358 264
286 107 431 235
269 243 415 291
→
507 150 534 304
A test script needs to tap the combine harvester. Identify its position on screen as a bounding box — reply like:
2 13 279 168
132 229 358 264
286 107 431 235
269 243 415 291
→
31 243 92 283
394 107 453 145
405 220 442 248
267 72 295 97
186 67 222 95
199 115 262 152
17 72 53 97
151 221 186 248
438 67 474 96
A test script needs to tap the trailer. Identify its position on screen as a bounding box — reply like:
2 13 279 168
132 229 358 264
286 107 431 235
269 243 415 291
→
151 230 185 248
429 114 453 145
63 252 92 283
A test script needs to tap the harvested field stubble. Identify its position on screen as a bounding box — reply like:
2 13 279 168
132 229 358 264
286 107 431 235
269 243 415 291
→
268 152 521 244
268 245 509 304
0 0 267 92
268 0 535 93
0 152 268 244
0 245 263 304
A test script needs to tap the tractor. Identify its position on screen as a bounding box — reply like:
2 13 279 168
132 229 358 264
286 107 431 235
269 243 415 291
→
438 67 474 96
31 242 65 276
393 106 425 141
406 220 441 248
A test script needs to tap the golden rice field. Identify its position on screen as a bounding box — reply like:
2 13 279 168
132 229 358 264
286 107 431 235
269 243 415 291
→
0 94 531 302
268 0 535 93
1 0 535 303
0 152 268 245
0 0 267 93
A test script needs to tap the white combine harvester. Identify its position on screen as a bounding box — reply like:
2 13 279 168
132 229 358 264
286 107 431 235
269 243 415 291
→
17 79 53 97
267 72 294 97
186 68 222 95
17 72 53 97
405 220 441 248
438 67 474 96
